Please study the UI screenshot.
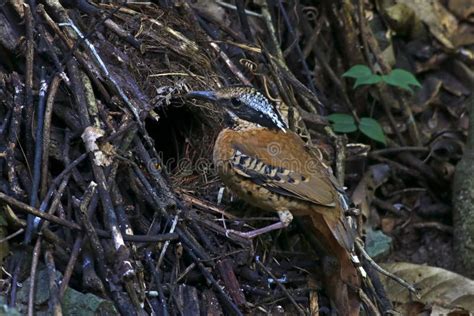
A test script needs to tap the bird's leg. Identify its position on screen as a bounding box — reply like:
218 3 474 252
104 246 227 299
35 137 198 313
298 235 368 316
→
226 210 294 239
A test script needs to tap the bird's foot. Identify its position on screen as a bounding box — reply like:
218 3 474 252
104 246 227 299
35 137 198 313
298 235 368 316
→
225 210 294 239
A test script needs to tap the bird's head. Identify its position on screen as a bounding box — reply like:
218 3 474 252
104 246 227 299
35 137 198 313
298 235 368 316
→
187 86 287 131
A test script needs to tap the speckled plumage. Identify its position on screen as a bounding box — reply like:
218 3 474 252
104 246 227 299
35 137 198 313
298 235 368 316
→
213 127 355 251
190 87 362 315
212 87 287 130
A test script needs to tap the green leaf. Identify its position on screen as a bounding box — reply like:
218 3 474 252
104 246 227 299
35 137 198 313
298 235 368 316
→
359 117 386 145
327 113 357 133
382 69 421 92
354 74 382 88
342 65 372 79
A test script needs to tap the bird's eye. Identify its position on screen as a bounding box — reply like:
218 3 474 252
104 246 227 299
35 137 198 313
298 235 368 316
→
230 98 241 108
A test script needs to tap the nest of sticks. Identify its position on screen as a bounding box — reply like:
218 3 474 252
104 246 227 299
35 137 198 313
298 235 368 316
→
1 0 469 314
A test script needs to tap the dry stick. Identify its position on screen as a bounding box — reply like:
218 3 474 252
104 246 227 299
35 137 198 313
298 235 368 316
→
277 1 319 98
235 0 254 42
0 195 81 232
358 289 381 316
215 0 262 17
131 162 243 312
9 254 22 308
208 40 252 86
313 48 359 121
77 183 111 292
189 5 252 86
156 215 179 269
272 59 321 111
144 250 169 316
59 19 142 126
131 163 207 258
325 126 347 186
355 239 418 295
3 200 70 253
78 183 138 315
0 228 24 244
60 19 135 283
358 0 420 146
370 154 424 180
197 9 248 44
6 74 25 197
370 146 429 156
59 236 82 299
20 2 70 85
106 123 136 246
260 3 305 111
58 22 162 296
26 174 70 315
355 1 404 146
186 246 243 316
357 0 374 74
24 3 35 166
82 128 134 278
106 137 148 313
45 248 63 316
27 237 42 316
38 175 71 231
80 245 105 296
261 2 320 114
25 68 49 243
0 192 178 242
39 122 135 208
38 6 110 102
301 10 325 59
40 75 62 199
255 258 306 316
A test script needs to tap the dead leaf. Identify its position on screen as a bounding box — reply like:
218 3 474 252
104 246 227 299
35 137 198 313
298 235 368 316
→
383 3 426 38
191 0 228 25
352 164 391 219
451 23 474 47
447 0 474 22
380 262 474 313
397 0 459 49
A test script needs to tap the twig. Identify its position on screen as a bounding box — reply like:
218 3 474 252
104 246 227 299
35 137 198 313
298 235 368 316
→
27 237 42 316
6 74 25 198
0 229 24 244
0 192 81 231
24 3 35 165
40 75 62 199
59 237 82 299
255 257 306 316
45 247 63 316
277 1 318 98
216 0 262 17
156 215 179 269
145 250 169 316
358 288 381 316
235 0 254 42
25 67 49 243
59 19 142 125
355 239 418 296
370 146 428 156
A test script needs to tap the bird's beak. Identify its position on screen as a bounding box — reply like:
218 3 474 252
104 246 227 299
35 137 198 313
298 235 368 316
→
186 90 217 101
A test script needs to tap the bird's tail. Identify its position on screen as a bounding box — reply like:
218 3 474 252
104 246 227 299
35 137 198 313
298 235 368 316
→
310 213 362 315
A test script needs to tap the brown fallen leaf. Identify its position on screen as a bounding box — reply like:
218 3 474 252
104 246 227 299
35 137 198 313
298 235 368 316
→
380 262 474 314
397 0 459 49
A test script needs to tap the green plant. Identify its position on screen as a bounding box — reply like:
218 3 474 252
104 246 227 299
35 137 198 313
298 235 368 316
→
327 113 386 145
327 65 421 145
342 65 421 92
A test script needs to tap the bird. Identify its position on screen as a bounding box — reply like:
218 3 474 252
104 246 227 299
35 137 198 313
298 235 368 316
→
187 86 362 315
